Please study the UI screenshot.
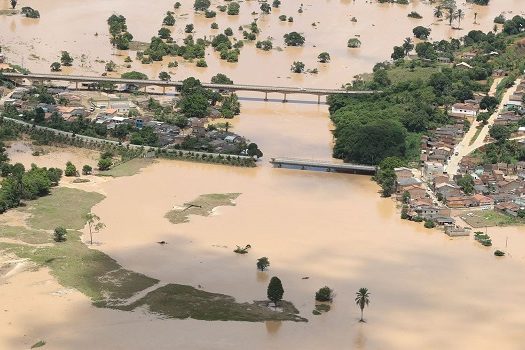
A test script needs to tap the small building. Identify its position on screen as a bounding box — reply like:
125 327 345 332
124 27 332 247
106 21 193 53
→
424 162 445 181
472 194 495 210
445 225 471 237
446 196 476 208
394 167 414 180
10 87 29 100
455 62 473 69
450 103 479 117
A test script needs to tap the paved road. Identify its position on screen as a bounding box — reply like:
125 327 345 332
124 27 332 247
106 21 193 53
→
446 78 520 175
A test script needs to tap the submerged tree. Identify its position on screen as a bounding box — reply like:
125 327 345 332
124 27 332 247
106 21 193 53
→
318 52 331 63
256 257 270 271
267 276 284 306
355 287 371 322
85 213 105 245
10 0 17 9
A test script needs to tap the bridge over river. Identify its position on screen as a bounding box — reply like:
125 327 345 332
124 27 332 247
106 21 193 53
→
270 157 377 175
2 72 379 104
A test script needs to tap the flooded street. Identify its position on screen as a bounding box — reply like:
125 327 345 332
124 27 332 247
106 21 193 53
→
2 0 525 349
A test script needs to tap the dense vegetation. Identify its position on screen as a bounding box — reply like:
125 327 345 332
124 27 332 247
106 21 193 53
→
329 21 525 167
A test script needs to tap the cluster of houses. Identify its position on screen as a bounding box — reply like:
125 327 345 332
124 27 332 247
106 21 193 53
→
420 123 464 164
1 86 248 150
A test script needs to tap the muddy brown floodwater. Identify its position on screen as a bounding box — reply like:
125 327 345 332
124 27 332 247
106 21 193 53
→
2 0 525 349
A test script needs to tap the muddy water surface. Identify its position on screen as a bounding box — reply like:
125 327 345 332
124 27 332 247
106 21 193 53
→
2 1 525 349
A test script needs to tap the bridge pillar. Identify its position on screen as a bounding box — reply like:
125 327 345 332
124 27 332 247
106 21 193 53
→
317 95 321 104
162 86 166 94
75 82 78 90
264 91 268 101
283 93 287 103
143 86 147 93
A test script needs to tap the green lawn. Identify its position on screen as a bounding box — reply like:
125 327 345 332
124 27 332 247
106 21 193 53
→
469 126 484 146
461 210 525 228
0 225 51 245
99 158 155 177
24 187 105 230
165 193 240 224
360 66 441 84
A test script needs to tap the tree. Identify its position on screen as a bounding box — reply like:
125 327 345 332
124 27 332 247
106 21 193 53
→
402 191 411 204
10 0 17 9
256 257 270 271
64 161 77 177
211 73 233 85
267 276 284 306
194 0 211 11
85 213 105 245
53 227 67 242
446 7 457 26
247 143 263 158
373 69 391 87
82 165 92 175
260 3 271 14
290 61 305 73
283 32 305 46
347 38 361 48
489 124 510 144
60 51 73 66
159 71 171 81
105 60 117 72
457 174 475 194
185 24 194 33
413 26 431 40
455 9 465 28
121 71 148 80
391 46 405 60
433 6 443 19
315 286 334 302
480 96 498 111
402 37 414 55
355 287 370 322
98 158 112 171
158 27 171 39
318 52 331 63
163 12 176 26
227 2 240 15
50 62 62 72
272 0 281 7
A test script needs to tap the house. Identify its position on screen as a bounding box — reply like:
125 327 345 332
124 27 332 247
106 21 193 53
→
404 185 427 200
435 183 462 199
495 201 521 216
447 196 476 208
423 162 445 180
493 69 506 77
445 225 471 237
57 106 86 117
472 194 494 210
9 87 29 99
394 167 414 180
450 103 479 117
433 175 450 187
396 177 422 193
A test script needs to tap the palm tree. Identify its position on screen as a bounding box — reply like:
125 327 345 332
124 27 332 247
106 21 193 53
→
455 9 465 29
446 7 457 27
433 6 443 19
402 37 413 56
355 288 371 322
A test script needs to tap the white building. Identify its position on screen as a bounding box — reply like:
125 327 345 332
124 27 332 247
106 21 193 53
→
450 103 479 117
423 161 445 181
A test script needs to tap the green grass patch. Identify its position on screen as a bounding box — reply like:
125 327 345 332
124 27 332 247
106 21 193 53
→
0 230 158 306
24 187 105 230
165 193 240 224
360 66 441 84
120 284 307 322
461 210 525 228
0 225 51 245
99 158 155 177
1 189 305 322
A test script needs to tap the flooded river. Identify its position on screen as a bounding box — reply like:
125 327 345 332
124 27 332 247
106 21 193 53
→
1 0 524 88
2 0 525 349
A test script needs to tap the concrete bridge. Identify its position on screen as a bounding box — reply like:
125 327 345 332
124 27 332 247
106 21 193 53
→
270 157 377 175
1 72 379 104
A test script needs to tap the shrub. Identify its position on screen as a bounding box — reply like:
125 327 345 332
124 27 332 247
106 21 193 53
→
82 164 93 175
315 286 334 302
234 244 251 254
256 257 270 271
494 250 505 256
424 220 435 229
54 227 67 242
64 161 77 177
